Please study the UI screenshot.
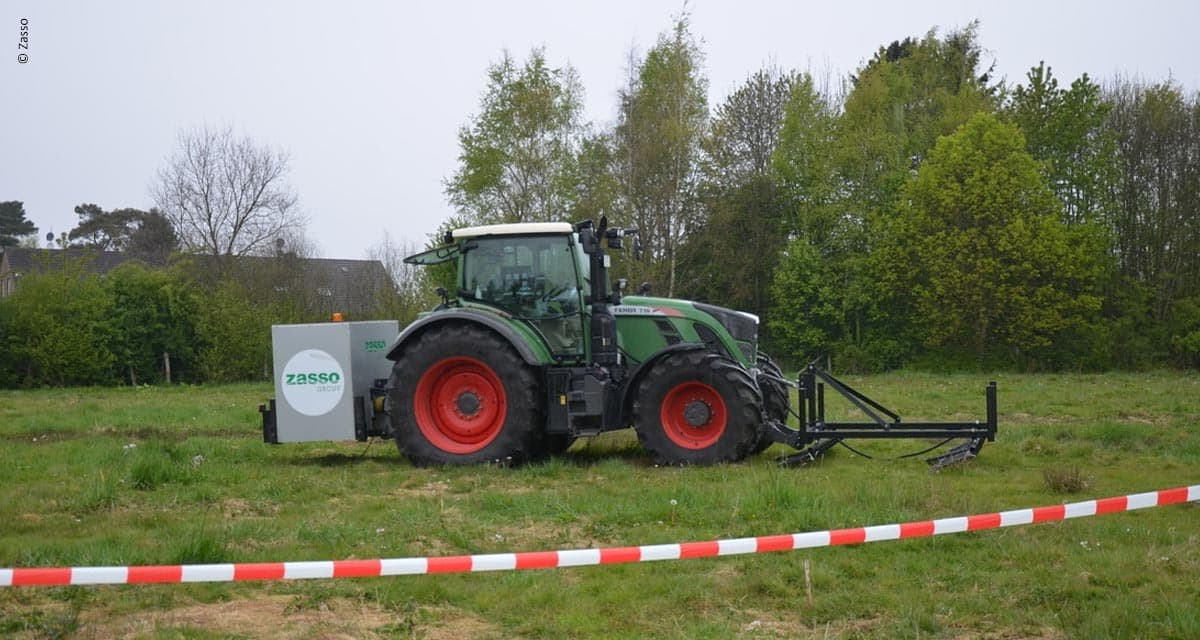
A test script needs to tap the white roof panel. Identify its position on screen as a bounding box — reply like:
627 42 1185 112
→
452 222 574 239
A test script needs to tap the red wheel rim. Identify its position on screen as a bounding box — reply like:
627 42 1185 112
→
659 381 727 450
413 357 507 454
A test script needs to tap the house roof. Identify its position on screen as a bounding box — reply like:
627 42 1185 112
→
1 247 150 275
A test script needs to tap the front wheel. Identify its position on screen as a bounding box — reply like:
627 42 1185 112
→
389 325 543 466
633 350 762 465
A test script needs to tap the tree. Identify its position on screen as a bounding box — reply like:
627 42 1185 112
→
838 23 997 216
878 113 1105 367
125 209 180 263
680 67 795 321
103 263 199 384
193 279 273 382
445 48 585 225
0 259 115 386
1005 63 1117 226
569 132 622 225
613 13 709 296
1104 78 1200 366
0 201 38 247
767 24 998 369
66 204 178 260
68 203 139 250
366 230 437 326
151 125 304 260
767 74 896 368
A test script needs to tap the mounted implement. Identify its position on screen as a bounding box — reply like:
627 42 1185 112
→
260 218 997 467
759 364 997 469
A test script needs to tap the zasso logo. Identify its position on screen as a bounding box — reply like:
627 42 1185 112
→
281 349 345 416
285 372 342 385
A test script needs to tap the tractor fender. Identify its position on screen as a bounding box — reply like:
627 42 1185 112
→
385 309 542 366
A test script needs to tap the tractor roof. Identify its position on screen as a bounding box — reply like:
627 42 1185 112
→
451 222 574 239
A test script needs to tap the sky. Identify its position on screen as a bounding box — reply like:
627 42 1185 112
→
3 1 1198 260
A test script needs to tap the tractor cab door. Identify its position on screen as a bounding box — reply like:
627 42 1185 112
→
461 234 587 361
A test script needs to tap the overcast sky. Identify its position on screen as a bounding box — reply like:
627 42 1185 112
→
4 1 1197 260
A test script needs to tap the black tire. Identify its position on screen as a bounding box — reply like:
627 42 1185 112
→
752 352 790 455
632 350 762 465
389 325 543 466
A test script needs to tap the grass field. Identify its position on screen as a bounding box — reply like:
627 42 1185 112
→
1 371 1198 639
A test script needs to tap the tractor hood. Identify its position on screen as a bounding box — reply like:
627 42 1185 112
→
616 296 759 364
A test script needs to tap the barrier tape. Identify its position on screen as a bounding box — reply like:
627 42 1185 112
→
3 485 1196 587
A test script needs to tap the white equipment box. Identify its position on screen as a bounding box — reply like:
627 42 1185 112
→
263 320 398 443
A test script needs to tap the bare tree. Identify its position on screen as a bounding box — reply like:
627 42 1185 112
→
367 230 437 324
152 125 305 259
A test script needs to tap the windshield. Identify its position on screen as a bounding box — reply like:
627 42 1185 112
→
462 234 586 357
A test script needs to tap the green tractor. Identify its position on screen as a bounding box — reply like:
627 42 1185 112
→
261 217 996 468
388 218 785 466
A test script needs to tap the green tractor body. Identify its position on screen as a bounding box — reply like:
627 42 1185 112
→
387 219 776 466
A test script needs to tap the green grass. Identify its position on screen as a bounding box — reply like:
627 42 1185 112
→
1 373 1198 639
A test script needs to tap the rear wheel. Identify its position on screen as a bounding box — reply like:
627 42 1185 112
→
389 325 543 466
752 352 790 454
633 350 761 465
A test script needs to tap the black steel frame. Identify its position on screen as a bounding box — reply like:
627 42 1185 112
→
792 365 997 445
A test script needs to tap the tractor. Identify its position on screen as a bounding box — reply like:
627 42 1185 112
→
261 217 997 468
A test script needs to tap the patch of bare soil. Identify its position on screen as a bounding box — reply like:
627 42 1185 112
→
79 595 398 640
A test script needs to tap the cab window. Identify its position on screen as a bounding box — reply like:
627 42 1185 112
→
462 235 586 357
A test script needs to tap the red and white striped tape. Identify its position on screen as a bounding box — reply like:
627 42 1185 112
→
3 485 1196 587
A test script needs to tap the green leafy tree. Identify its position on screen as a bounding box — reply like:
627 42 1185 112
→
768 239 842 364
1104 78 1200 367
767 73 878 366
125 209 180 263
68 204 139 250
613 13 709 296
66 204 179 260
768 24 997 369
569 132 622 225
1005 63 1117 225
838 23 997 216
194 279 272 382
772 73 841 244
680 67 794 321
103 263 199 384
0 259 115 386
878 113 1105 367
445 48 585 225
0 201 38 247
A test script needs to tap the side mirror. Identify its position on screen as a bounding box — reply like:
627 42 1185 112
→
579 228 598 255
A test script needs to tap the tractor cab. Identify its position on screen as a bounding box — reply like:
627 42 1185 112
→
406 222 591 361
